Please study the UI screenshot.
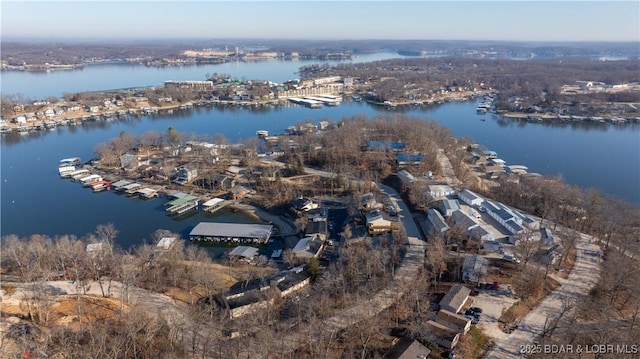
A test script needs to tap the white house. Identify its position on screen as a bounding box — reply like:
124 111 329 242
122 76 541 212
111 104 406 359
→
429 184 455 199
458 189 484 207
13 115 27 124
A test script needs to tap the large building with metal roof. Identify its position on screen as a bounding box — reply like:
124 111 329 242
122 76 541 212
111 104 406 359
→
189 222 273 244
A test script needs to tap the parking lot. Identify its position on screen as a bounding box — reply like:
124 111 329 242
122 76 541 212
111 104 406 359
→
468 287 518 339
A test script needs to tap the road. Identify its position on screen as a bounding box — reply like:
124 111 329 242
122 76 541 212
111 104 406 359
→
484 232 602 358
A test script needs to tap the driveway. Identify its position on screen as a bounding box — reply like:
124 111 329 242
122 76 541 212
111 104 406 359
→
484 233 602 358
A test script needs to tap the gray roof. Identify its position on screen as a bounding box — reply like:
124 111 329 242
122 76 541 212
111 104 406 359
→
383 338 431 359
468 225 491 240
505 219 525 233
439 285 471 312
228 245 259 259
427 209 449 233
190 222 273 239
451 209 479 230
460 189 482 202
463 255 489 274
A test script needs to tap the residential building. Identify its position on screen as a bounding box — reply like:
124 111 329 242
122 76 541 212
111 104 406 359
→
396 154 425 167
540 244 563 265
397 170 416 187
383 338 431 359
228 246 259 261
429 184 455 199
462 255 489 283
173 166 198 185
427 209 449 235
458 189 484 207
436 309 472 334
290 197 319 214
425 320 460 349
365 209 393 235
439 285 471 314
437 199 461 217
291 237 323 259
305 221 328 241
540 227 554 246
361 192 378 210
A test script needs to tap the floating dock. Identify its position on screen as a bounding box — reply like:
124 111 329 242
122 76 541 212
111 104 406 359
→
288 97 323 108
202 197 229 213
165 195 199 215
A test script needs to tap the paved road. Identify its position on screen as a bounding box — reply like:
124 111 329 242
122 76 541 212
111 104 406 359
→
484 233 602 358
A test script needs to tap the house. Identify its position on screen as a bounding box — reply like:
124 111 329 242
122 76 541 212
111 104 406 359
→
43 108 55 117
427 209 449 235
13 115 27 124
228 246 259 261
439 285 470 314
540 244 563 265
482 240 502 252
458 189 484 207
120 153 141 169
365 209 393 235
483 200 526 235
437 199 461 217
308 207 328 222
360 192 378 211
173 166 198 185
397 170 416 187
436 309 472 334
425 320 460 349
540 227 554 246
290 197 319 214
468 224 494 242
429 184 455 199
305 221 328 241
211 174 237 190
291 237 323 259
396 154 424 167
462 255 489 283
383 338 431 359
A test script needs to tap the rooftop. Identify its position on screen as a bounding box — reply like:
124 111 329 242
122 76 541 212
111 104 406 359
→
190 222 273 239
229 245 259 259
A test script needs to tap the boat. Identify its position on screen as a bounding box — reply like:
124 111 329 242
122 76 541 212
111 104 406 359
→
79 175 103 187
63 168 89 179
59 157 82 167
88 180 111 192
59 165 77 177
256 130 269 138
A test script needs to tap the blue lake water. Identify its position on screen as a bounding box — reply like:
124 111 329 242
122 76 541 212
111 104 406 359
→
1 54 639 249
1 52 410 99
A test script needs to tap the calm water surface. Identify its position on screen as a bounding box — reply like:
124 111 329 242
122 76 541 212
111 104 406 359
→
1 55 639 249
1 52 409 99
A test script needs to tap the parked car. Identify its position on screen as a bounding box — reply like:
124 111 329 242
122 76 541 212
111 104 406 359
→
469 306 483 314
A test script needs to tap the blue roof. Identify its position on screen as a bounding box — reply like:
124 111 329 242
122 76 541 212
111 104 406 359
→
368 140 406 151
397 154 425 162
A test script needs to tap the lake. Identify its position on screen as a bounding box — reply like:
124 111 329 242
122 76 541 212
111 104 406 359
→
1 54 639 249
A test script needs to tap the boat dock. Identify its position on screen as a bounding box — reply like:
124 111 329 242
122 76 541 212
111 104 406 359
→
288 97 323 108
165 195 199 215
135 187 160 199
303 96 340 106
202 197 229 213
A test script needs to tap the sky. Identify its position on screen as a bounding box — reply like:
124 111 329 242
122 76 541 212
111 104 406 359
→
1 1 639 42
